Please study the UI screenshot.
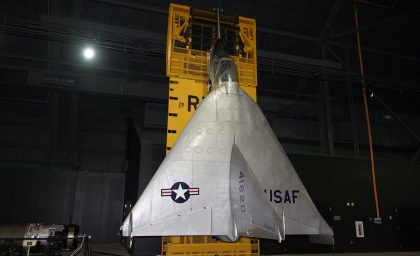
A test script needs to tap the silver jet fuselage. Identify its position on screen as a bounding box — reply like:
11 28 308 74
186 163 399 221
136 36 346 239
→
208 39 239 92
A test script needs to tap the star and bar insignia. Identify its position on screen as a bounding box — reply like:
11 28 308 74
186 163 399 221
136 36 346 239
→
161 182 199 203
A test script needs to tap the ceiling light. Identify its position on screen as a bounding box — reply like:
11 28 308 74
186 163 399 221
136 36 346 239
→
83 47 95 60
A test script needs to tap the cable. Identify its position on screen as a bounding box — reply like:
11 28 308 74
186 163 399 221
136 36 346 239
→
353 2 381 221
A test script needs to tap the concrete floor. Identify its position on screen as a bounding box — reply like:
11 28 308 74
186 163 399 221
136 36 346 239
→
89 242 130 256
271 252 420 256
86 243 420 256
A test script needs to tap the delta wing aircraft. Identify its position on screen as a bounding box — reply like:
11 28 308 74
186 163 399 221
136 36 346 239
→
121 13 334 245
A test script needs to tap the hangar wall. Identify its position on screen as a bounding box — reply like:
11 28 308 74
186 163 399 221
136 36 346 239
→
0 91 137 242
0 169 124 242
281 155 420 253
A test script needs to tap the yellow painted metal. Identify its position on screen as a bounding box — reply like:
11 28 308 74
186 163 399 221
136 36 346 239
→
240 86 257 102
166 3 257 88
162 236 259 256
167 46 257 91
166 4 191 78
236 16 257 88
167 45 256 88
163 3 260 255
166 77 208 152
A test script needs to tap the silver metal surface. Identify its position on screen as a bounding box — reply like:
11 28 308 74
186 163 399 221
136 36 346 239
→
121 39 334 244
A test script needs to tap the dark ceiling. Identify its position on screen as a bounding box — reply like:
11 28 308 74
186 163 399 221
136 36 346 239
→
0 0 420 154
1 0 420 109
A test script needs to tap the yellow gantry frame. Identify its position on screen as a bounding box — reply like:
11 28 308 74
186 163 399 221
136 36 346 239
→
163 3 259 256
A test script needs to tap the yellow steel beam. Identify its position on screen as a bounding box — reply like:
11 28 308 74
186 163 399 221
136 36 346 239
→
163 3 259 255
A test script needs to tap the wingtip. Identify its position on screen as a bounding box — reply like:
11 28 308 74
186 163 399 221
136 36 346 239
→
309 217 334 245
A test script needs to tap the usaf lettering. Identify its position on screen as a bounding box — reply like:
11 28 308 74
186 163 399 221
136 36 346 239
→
264 189 299 204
